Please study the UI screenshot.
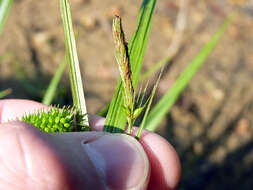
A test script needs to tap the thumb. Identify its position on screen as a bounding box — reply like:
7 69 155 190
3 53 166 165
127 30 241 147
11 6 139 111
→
50 132 150 190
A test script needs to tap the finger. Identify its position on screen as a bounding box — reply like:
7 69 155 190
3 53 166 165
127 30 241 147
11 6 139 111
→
90 115 181 190
0 121 150 190
52 131 150 190
0 99 46 123
0 99 181 189
136 130 181 190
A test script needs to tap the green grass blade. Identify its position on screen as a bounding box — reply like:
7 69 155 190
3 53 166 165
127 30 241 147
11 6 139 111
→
145 15 234 131
60 0 89 127
128 0 157 87
0 0 13 37
0 88 12 98
104 0 157 133
42 56 67 105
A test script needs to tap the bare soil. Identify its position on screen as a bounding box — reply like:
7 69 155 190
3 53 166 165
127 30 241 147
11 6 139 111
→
0 0 253 189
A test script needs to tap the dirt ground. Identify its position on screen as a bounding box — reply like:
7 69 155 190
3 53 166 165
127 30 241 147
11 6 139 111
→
0 0 253 189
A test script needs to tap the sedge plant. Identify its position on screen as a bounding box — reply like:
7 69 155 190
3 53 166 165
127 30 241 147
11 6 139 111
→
0 0 233 139
20 0 90 133
104 0 157 134
102 10 234 134
111 16 160 136
18 0 160 138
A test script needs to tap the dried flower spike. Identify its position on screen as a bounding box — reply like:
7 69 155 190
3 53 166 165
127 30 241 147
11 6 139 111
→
112 16 135 133
112 16 154 135
22 106 88 133
112 16 134 110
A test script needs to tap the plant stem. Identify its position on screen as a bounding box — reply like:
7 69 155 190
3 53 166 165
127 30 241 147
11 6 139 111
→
42 56 67 105
60 0 89 128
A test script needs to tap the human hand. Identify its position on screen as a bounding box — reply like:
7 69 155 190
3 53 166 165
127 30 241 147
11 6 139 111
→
0 99 180 190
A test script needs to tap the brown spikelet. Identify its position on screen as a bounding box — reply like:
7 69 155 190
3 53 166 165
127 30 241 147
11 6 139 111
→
112 16 134 112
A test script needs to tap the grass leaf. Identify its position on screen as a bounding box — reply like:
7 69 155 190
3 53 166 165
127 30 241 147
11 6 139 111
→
0 88 12 98
60 0 89 127
0 0 13 37
104 0 157 133
42 56 67 105
145 15 234 131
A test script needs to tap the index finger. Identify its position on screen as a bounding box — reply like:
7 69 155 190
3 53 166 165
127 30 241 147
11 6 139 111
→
0 99 47 123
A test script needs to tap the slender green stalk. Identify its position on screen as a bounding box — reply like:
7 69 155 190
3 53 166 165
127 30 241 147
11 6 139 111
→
42 56 67 105
145 15 234 131
0 0 13 37
60 0 89 128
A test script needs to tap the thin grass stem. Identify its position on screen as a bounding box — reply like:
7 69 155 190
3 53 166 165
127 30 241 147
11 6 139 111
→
60 0 89 128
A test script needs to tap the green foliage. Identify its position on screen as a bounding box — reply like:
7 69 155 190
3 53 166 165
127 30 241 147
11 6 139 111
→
22 106 87 133
112 16 152 134
145 15 234 131
60 0 89 128
42 57 67 105
0 88 12 99
0 0 13 37
104 0 157 133
0 0 232 138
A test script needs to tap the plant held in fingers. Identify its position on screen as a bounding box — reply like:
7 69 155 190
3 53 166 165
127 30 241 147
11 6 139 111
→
19 0 90 132
112 16 135 134
112 16 161 136
22 106 88 132
15 0 232 138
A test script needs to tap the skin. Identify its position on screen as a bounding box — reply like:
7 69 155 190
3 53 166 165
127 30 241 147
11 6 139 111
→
0 99 181 190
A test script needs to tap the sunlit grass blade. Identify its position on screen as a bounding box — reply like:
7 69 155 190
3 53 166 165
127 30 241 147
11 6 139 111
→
145 14 235 131
0 88 12 98
60 0 89 128
128 0 156 87
42 56 67 105
104 0 157 133
0 0 13 37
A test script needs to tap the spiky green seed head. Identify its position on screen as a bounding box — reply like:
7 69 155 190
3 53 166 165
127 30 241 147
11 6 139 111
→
22 106 89 133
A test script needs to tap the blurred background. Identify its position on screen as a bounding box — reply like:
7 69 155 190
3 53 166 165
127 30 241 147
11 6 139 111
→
0 0 253 189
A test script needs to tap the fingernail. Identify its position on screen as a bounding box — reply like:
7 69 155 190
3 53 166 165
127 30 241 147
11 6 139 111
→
83 134 150 190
